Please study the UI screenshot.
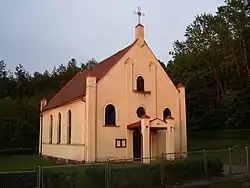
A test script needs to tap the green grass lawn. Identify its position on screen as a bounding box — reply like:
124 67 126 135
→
0 154 57 172
188 129 250 165
1 129 250 172
188 129 250 150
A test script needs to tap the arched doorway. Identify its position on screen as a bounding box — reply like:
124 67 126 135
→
133 129 142 160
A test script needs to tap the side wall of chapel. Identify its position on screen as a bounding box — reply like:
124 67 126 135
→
40 99 86 161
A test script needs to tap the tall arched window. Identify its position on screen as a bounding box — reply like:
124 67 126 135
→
163 108 171 122
57 113 61 144
136 76 144 91
105 104 116 125
67 110 72 144
49 115 53 144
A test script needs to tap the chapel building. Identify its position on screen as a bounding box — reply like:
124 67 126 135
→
39 19 187 163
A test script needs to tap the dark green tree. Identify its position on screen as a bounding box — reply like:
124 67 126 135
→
166 0 250 130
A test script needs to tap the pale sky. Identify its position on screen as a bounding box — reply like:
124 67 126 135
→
0 0 225 73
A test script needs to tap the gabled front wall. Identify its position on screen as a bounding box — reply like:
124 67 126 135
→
40 99 86 161
96 41 184 160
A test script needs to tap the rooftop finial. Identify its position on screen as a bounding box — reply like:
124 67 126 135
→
133 7 145 25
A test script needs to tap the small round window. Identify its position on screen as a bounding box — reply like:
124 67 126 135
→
136 107 145 118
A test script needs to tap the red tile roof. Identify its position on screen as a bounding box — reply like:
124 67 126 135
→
42 41 136 112
127 120 168 130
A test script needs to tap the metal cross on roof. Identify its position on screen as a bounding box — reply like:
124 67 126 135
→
133 7 145 24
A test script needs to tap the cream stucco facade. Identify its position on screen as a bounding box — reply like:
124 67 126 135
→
39 23 187 163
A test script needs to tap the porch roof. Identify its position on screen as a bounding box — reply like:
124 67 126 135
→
127 121 141 130
126 120 167 130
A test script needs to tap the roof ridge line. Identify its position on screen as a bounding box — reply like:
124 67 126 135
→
97 40 137 81
42 40 138 112
95 40 137 67
77 41 136 75
144 41 180 93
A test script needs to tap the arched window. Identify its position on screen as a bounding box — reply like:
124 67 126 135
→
137 107 145 118
49 115 53 144
163 108 171 122
67 110 72 144
136 76 144 91
105 104 116 125
57 113 61 144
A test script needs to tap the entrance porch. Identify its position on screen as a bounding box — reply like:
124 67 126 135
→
126 115 175 163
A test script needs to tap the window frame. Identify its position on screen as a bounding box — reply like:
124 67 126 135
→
136 76 145 92
67 110 72 144
136 107 146 118
57 113 62 144
49 115 53 144
104 104 117 126
163 108 171 122
115 139 127 148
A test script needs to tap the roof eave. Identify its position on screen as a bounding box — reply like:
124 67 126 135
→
40 95 86 114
